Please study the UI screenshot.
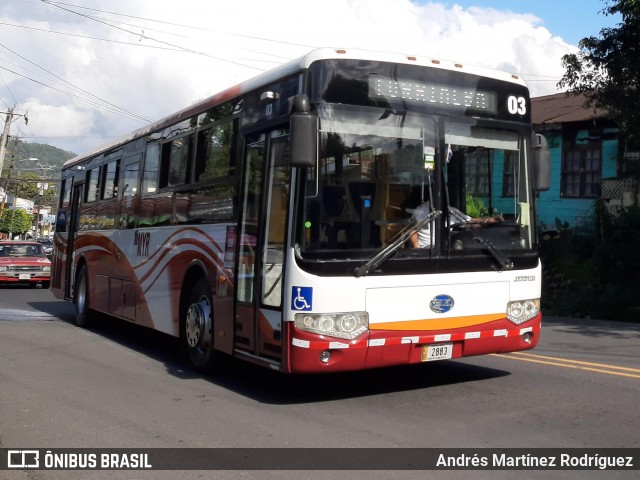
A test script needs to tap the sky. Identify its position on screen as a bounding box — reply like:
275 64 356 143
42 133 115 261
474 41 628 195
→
0 0 621 156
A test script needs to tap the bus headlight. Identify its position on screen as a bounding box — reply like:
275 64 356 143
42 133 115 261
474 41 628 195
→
0 266 6 272
43 266 51 272
507 299 540 324
295 312 368 339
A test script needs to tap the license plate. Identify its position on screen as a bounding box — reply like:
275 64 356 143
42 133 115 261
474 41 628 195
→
422 342 453 362
19 274 31 280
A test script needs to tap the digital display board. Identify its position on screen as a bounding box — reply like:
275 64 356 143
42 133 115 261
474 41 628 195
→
369 75 498 114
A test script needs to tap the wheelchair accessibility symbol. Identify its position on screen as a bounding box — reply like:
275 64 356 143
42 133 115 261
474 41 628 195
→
291 286 313 311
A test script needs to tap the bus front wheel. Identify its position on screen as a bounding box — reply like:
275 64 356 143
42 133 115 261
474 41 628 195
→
182 278 217 372
75 265 93 328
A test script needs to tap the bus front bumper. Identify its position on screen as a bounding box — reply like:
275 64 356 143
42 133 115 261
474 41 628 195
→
286 314 541 373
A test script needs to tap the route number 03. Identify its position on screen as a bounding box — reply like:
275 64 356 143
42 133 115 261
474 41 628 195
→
507 96 527 115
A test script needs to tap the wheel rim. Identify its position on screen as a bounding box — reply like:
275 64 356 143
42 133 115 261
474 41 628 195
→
185 295 212 354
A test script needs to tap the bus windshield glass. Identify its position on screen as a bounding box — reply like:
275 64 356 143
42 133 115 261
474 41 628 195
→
297 104 534 265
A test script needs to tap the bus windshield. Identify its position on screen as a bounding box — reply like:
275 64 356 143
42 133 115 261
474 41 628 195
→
298 104 534 265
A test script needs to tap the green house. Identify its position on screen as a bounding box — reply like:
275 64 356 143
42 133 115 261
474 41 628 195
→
532 93 629 229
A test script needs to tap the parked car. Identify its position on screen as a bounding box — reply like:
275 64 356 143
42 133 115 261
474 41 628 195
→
36 237 54 257
0 240 51 288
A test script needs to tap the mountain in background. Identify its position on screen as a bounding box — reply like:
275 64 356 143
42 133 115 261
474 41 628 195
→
0 141 77 204
9 140 77 171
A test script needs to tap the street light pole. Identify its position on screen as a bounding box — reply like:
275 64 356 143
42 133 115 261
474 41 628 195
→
0 108 14 183
0 107 29 186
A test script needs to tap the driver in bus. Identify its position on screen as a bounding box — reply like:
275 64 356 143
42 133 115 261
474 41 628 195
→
407 187 498 248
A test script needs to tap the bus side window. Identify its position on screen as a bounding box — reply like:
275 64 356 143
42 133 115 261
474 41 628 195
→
194 121 235 182
59 178 72 209
142 143 160 194
120 160 141 229
85 168 100 203
159 134 194 188
101 160 120 199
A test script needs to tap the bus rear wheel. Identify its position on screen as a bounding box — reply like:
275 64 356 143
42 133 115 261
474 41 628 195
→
182 278 217 372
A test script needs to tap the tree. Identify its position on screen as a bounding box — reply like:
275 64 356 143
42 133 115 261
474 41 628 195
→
0 208 33 238
558 0 640 165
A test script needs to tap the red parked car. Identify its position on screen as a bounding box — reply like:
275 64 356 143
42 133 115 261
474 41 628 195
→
0 240 51 288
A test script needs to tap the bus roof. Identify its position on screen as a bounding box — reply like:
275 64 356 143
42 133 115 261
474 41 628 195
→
63 47 528 170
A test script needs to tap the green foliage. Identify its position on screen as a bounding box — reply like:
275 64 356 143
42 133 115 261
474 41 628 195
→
554 217 570 232
0 208 34 237
9 140 76 170
1 141 70 209
465 194 488 217
558 0 640 158
541 203 640 322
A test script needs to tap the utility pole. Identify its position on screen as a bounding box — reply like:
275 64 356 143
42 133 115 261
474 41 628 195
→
0 107 13 183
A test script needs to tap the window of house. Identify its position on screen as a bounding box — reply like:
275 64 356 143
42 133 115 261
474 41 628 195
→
502 151 516 197
561 145 602 198
465 150 490 196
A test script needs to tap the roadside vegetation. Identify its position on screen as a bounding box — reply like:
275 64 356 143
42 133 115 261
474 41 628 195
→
540 203 640 322
548 0 640 322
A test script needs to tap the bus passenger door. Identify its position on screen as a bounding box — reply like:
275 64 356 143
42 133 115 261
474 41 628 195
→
113 155 141 321
64 183 83 299
235 130 289 362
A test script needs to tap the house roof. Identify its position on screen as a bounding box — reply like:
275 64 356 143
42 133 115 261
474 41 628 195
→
531 92 608 125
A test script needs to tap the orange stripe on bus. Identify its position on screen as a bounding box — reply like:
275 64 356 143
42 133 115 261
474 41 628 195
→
370 313 505 331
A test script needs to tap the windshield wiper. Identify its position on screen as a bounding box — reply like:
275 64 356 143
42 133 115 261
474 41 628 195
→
448 208 513 271
354 210 442 277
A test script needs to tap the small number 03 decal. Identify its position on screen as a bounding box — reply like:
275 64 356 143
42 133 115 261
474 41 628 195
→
507 96 527 115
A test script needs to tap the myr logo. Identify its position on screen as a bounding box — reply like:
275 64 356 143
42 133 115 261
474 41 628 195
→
8 450 39 468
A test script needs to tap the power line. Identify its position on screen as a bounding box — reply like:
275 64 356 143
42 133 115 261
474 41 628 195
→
0 72 19 107
40 0 317 51
0 43 152 123
0 19 279 71
40 1 267 71
0 65 149 123
0 22 188 52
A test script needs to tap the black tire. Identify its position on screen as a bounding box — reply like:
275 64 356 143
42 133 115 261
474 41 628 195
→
42 281 50 289
182 277 217 372
74 265 93 328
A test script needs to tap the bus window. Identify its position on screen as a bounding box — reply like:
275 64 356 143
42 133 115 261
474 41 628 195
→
59 177 72 209
182 184 236 224
101 160 120 199
120 160 141 229
85 168 100 203
160 135 194 188
262 135 290 308
194 121 235 182
143 143 160 194
237 135 265 303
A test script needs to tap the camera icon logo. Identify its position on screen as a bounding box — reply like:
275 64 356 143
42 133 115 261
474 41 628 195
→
7 450 40 468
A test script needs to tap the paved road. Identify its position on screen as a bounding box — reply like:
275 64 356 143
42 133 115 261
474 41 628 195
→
0 286 638 480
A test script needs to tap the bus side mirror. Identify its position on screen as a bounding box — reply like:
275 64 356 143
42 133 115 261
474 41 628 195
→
290 95 318 168
533 133 551 191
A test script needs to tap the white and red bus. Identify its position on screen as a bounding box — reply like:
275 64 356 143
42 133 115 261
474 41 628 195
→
51 48 550 373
